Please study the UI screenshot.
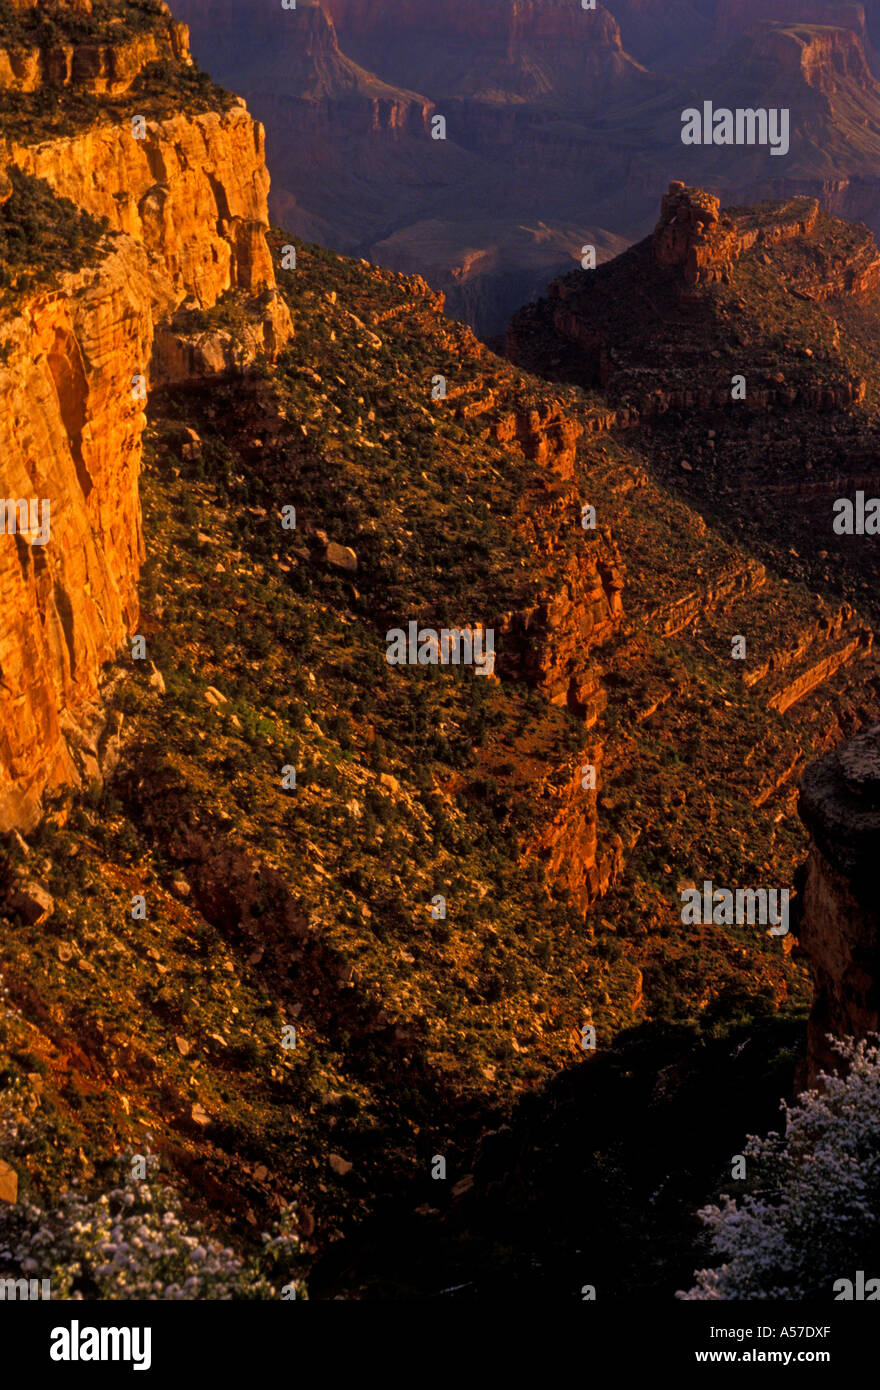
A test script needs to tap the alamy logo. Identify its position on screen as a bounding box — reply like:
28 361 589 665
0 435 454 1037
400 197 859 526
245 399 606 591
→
681 102 789 156
386 622 495 674
1 498 50 546
680 879 789 935
833 492 880 534
50 1321 151 1371
833 1271 880 1300
0 1276 51 1300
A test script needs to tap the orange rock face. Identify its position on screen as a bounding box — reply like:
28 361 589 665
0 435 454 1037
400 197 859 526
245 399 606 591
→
0 26 191 95
652 182 739 289
8 106 282 309
0 13 290 827
0 240 155 829
532 750 624 914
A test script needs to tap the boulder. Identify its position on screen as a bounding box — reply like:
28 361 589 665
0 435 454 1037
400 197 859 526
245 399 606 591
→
9 880 54 925
0 1161 17 1204
325 541 358 573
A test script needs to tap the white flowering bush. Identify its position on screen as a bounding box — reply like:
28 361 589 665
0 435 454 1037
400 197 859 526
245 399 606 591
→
0 1164 307 1300
678 1036 880 1299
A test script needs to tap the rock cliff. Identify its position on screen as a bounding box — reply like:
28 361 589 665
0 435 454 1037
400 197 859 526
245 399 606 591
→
0 0 290 829
798 723 880 1081
6 105 280 308
0 7 191 95
0 236 158 830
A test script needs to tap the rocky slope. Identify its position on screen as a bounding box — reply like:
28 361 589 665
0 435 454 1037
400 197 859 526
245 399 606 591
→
4 176 880 1295
508 183 880 622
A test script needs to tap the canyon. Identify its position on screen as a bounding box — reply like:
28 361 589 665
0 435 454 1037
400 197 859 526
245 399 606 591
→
1 0 880 1302
172 0 880 336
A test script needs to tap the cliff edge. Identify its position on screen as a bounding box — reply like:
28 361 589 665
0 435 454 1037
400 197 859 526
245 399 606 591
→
0 0 290 829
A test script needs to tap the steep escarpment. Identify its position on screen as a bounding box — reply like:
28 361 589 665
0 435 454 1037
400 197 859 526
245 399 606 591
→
730 17 876 95
798 722 880 1082
324 0 647 105
1 3 284 311
179 0 646 106
0 0 289 829
0 177 161 830
8 107 280 307
671 23 880 226
0 0 191 94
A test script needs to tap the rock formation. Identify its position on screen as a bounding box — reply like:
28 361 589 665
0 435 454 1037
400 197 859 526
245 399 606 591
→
0 0 290 829
652 183 741 290
0 237 157 830
798 723 880 1082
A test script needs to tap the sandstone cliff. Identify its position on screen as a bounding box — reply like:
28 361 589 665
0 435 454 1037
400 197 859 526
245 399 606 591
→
7 104 281 309
0 10 191 95
0 230 167 830
0 1 290 829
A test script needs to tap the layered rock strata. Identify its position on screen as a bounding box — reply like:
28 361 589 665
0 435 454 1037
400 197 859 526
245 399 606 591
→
0 239 159 829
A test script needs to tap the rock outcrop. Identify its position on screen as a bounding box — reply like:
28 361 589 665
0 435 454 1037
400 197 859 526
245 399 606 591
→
0 6 192 95
507 183 877 416
652 183 741 290
7 106 282 310
798 723 880 1082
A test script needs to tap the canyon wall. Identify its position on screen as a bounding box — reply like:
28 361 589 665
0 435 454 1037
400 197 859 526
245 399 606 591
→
0 239 158 831
0 3 290 829
8 106 283 307
0 17 192 95
798 724 880 1082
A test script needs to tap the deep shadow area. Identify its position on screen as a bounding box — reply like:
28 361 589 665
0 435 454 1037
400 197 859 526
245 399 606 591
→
310 1015 806 1299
